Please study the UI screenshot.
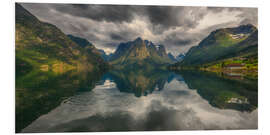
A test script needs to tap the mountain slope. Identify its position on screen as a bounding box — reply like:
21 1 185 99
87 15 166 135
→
67 34 113 62
168 53 177 62
175 24 257 67
67 34 93 48
16 4 108 132
110 37 173 67
16 4 108 73
167 53 185 63
176 53 185 62
67 34 107 58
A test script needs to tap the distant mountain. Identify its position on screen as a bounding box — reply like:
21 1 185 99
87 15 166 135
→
110 37 173 67
97 49 113 61
174 24 257 67
15 4 108 73
168 53 177 62
167 53 185 63
175 53 185 62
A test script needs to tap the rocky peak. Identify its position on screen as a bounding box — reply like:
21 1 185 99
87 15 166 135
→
156 45 167 56
144 40 154 46
134 37 143 42
110 37 173 65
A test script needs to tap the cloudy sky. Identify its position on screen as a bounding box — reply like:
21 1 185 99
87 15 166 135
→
21 3 257 56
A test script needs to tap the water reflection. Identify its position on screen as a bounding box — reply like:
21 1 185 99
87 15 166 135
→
177 70 258 112
102 69 179 97
21 69 258 132
16 69 104 132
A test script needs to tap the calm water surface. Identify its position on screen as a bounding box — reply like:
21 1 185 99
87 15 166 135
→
17 69 258 132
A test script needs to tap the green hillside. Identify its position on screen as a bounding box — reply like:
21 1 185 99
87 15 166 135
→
178 24 257 66
16 4 108 75
169 24 258 78
15 4 110 132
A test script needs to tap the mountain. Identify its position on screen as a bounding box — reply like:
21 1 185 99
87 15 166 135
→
97 49 113 61
67 34 93 48
67 34 113 61
109 37 173 68
15 4 108 74
67 34 105 57
174 24 257 67
168 53 177 62
167 53 185 63
175 53 185 62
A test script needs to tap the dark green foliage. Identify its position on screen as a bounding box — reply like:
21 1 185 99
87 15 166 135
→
16 56 33 77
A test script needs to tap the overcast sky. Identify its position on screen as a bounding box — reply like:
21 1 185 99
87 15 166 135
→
21 3 257 56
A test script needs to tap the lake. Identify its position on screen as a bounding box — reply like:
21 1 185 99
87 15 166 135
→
16 69 258 132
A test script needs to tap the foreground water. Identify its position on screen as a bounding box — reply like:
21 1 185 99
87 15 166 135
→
17 69 258 132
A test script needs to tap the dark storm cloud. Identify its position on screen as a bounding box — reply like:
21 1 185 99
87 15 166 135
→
110 33 125 40
207 7 225 12
173 40 192 46
109 30 138 42
237 8 258 26
145 6 193 30
163 31 197 46
160 30 204 55
45 4 206 33
20 3 257 54
51 4 139 23
207 7 258 26
104 42 120 48
144 6 207 34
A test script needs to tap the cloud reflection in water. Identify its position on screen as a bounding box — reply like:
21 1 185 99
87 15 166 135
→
22 74 257 132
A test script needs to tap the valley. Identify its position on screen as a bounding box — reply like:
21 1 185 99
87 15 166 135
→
15 3 258 133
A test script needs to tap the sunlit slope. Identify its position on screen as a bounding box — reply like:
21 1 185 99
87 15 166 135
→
176 24 257 67
15 4 108 74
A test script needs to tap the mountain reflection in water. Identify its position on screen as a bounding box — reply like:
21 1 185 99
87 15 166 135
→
20 69 258 132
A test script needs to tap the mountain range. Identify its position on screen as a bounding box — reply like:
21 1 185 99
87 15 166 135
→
16 3 258 73
67 34 185 66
